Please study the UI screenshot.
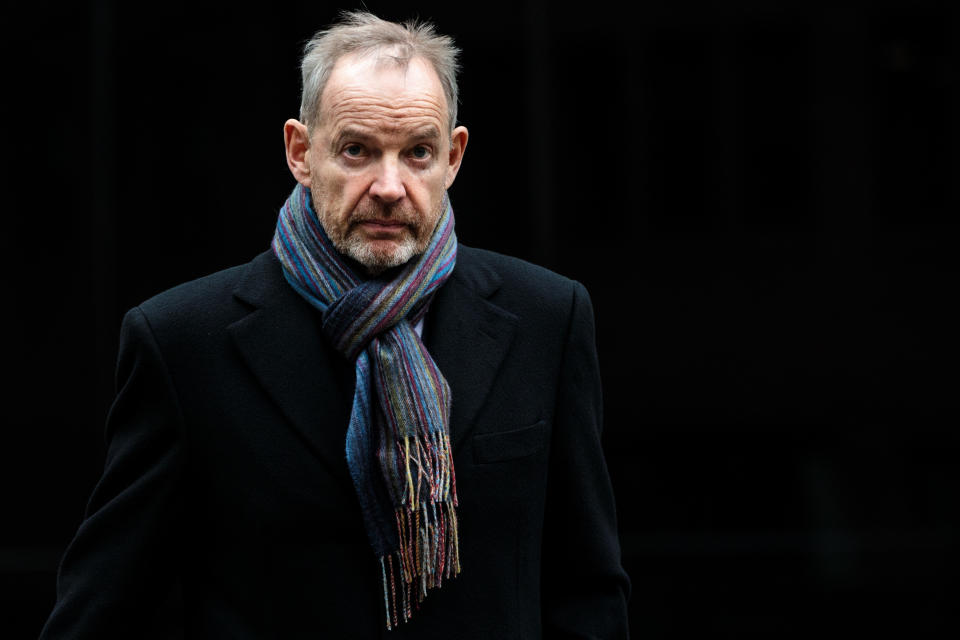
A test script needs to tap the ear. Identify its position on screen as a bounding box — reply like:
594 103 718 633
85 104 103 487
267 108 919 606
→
444 125 469 189
284 119 313 187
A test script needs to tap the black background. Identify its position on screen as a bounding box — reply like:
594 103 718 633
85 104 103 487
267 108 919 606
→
4 0 959 637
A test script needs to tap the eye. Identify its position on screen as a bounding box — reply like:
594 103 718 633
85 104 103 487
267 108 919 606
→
410 145 431 160
343 144 364 158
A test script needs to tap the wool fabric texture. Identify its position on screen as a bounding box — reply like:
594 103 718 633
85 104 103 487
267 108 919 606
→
271 184 460 629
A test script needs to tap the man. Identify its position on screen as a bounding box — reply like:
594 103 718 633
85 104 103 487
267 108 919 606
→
41 11 629 639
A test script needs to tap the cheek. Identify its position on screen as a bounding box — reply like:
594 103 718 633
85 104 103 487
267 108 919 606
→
410 170 448 207
314 169 360 212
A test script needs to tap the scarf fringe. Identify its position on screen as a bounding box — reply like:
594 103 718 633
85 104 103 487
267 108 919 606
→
380 500 461 630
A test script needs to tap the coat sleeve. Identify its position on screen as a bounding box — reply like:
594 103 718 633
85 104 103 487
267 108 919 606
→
541 281 631 639
39 307 186 639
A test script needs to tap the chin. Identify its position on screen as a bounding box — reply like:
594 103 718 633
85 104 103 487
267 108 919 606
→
344 239 419 275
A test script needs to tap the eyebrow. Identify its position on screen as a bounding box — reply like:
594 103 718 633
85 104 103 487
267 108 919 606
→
408 125 442 142
331 125 442 149
332 127 374 148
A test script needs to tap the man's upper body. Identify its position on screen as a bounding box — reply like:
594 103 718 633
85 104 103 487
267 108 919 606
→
40 244 628 639
40 11 629 639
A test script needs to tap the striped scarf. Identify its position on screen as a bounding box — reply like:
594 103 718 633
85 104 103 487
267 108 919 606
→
271 183 460 629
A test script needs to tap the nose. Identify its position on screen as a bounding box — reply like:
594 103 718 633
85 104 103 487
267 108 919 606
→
368 157 406 203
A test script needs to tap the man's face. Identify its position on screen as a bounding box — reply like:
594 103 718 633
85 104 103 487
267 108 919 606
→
299 52 466 273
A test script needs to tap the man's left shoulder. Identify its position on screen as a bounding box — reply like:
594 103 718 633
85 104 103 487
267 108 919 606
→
455 244 586 307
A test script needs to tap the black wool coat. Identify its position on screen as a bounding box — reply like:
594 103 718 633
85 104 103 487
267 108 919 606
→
40 245 630 639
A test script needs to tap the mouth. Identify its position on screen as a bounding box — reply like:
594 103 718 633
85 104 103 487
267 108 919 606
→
355 219 410 238
359 219 407 228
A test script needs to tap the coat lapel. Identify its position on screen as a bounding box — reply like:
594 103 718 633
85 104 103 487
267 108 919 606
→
424 246 519 452
228 251 356 491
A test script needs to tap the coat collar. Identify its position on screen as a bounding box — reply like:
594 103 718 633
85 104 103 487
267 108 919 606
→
228 247 518 485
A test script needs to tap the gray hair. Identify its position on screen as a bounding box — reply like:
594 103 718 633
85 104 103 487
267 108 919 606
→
298 11 461 133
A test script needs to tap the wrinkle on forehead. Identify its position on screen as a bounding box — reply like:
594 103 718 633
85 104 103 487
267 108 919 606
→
326 93 446 133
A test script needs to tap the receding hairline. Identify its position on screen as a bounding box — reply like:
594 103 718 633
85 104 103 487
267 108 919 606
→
298 11 461 134
315 50 450 129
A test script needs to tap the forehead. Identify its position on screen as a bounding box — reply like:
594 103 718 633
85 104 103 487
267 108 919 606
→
319 52 448 138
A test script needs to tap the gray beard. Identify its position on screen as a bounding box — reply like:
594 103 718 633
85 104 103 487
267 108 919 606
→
310 187 442 276
335 231 419 276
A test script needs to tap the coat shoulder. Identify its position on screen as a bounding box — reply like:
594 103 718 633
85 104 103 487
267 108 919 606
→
456 244 586 314
134 251 275 332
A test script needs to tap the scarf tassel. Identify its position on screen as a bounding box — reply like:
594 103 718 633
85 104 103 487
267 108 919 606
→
381 500 461 630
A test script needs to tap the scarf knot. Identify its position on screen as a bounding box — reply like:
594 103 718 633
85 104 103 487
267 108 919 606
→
272 184 460 629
